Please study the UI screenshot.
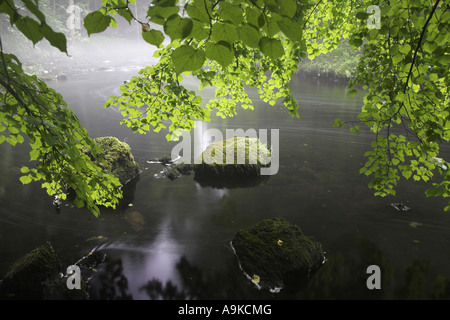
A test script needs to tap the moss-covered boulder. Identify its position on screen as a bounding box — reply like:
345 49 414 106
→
0 242 61 299
231 218 324 292
0 242 108 300
0 242 89 299
194 137 271 181
92 137 140 185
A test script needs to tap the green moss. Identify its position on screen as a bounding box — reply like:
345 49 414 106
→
231 218 324 291
0 242 62 299
92 137 140 185
194 137 271 179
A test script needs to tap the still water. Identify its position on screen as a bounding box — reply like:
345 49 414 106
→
1 51 450 300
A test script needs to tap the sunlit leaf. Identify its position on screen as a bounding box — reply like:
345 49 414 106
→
84 10 113 36
172 45 206 74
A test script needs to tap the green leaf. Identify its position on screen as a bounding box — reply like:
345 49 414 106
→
238 24 261 48
21 0 46 22
423 41 436 54
356 11 370 19
15 16 43 45
262 21 280 37
20 175 32 185
164 15 193 41
84 11 113 36
275 16 302 42
186 0 210 24
40 23 67 53
189 19 209 40
172 45 206 74
205 41 234 68
245 7 263 28
402 170 412 179
147 5 180 25
20 166 30 173
399 44 411 54
438 54 450 65
0 0 16 16
219 3 244 25
429 73 438 81
349 38 363 48
259 37 284 60
142 29 165 46
279 0 297 18
211 22 239 43
117 8 133 24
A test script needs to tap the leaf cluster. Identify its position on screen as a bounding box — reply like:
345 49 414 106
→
0 46 122 217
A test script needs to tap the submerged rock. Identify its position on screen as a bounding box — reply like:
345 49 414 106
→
0 242 89 299
231 218 324 292
164 162 194 180
391 202 410 212
0 242 110 300
194 137 271 180
89 136 140 185
56 73 68 80
148 155 173 165
124 210 146 232
150 155 194 181
0 242 61 299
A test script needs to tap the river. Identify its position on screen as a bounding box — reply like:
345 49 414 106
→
1 47 450 300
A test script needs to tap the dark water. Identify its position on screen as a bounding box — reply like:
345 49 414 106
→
1 53 450 300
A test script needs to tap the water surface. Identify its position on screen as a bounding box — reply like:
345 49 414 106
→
1 52 450 300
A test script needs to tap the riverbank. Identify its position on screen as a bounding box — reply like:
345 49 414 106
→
298 40 361 81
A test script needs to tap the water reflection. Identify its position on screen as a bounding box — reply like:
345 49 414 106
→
1 63 450 300
193 174 270 189
90 233 450 300
89 258 132 300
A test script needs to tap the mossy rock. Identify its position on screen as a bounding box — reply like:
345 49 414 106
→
194 137 271 180
56 73 68 80
231 218 324 291
0 242 61 299
0 242 89 299
92 137 140 185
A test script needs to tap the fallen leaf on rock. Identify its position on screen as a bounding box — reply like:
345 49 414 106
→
251 274 260 284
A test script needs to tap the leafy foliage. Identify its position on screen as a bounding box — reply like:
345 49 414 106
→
298 39 361 79
0 1 122 216
1 0 450 215
343 0 450 210
0 50 122 216
0 0 67 53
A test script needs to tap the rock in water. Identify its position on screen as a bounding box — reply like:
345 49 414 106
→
92 137 140 185
194 137 271 179
0 242 89 299
0 242 61 299
231 218 324 292
124 211 146 232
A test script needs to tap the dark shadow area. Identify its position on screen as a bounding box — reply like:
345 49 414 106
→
88 258 133 300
